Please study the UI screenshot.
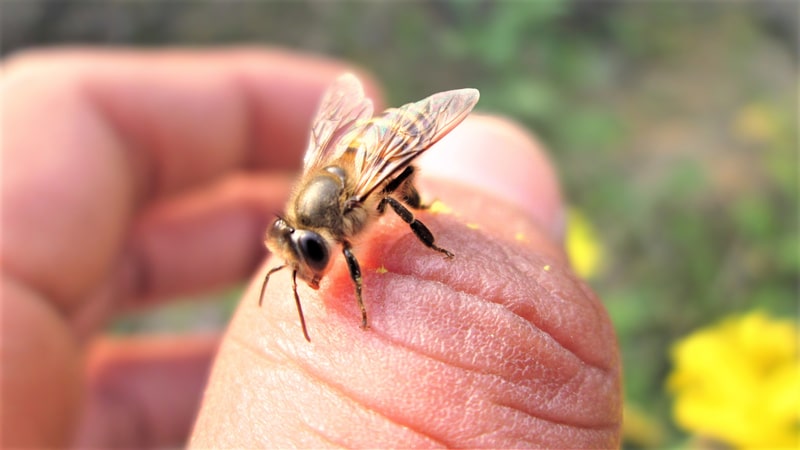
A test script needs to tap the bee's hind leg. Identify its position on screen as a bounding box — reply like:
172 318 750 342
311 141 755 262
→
342 241 368 329
380 196 454 259
379 166 430 213
402 183 426 210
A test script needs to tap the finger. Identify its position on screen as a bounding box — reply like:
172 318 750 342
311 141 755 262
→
191 116 621 448
2 47 380 311
0 48 378 449
74 334 218 448
4 47 381 191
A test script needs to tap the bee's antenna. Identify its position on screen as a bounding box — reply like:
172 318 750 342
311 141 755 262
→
259 265 286 307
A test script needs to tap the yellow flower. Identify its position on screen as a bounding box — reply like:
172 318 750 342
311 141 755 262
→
667 311 800 449
565 208 603 279
734 103 780 144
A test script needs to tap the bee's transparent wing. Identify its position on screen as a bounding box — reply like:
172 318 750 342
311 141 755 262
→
302 73 374 173
349 88 479 202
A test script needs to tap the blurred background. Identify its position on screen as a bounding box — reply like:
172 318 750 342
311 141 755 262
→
3 1 797 448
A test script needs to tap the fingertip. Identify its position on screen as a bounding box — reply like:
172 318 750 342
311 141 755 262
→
418 114 565 241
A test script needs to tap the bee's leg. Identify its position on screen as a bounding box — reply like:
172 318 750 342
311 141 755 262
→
382 166 415 196
291 270 311 342
402 183 425 210
381 196 454 259
258 264 286 307
378 166 425 214
342 241 368 329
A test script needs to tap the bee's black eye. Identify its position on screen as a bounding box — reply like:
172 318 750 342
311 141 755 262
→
297 232 330 272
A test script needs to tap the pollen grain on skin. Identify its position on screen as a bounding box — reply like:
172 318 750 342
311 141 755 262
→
466 222 480 230
543 264 551 272
514 231 529 243
428 200 453 215
375 265 389 275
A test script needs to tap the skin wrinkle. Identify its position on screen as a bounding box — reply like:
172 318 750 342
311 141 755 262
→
296 420 349 449
467 405 606 448
381 223 610 374
489 362 618 433
491 397 617 436
256 274 612 442
226 332 448 448
458 395 576 448
498 367 617 431
367 272 615 430
301 337 479 448
345 206 617 428
562 367 621 429
367 273 548 377
294 378 444 450
463 427 541 449
405 224 613 373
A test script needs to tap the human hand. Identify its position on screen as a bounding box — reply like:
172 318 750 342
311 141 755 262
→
1 47 370 447
1 48 621 448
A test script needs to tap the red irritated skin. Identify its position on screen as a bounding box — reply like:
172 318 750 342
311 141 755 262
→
1 48 620 449
192 117 622 448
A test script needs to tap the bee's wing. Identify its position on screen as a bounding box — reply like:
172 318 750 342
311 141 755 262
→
350 88 479 202
302 73 374 173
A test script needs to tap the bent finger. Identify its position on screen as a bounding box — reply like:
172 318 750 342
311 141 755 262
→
2 47 380 310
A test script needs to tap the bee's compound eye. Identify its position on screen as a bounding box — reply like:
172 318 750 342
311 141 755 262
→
297 232 330 272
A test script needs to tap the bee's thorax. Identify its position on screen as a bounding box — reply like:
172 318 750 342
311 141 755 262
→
294 170 345 232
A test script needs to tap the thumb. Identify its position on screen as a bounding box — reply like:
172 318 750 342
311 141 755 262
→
190 115 621 448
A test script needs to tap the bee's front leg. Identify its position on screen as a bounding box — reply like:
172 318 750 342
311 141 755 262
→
290 270 312 342
342 241 368 329
258 264 286 307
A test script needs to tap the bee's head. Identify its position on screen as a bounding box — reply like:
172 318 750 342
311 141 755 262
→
265 218 332 288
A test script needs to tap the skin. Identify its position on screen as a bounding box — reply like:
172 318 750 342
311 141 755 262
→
1 48 621 448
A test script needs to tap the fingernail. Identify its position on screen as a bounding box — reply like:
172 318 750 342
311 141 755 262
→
418 115 565 241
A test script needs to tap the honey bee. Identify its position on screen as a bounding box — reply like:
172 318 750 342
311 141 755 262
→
259 73 479 341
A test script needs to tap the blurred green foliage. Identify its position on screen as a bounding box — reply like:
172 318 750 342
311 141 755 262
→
4 1 797 448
